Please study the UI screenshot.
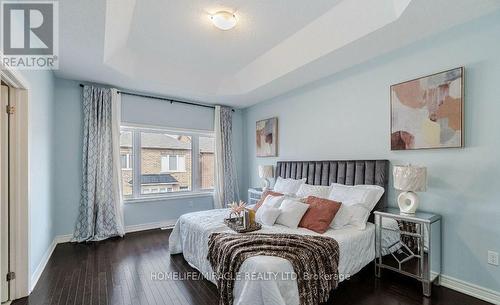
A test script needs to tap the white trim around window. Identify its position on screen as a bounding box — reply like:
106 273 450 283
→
120 125 215 203
122 123 214 137
124 191 214 203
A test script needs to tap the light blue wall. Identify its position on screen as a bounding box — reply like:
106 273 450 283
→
52 78 83 235
53 78 245 235
122 94 215 130
242 12 500 292
17 70 56 278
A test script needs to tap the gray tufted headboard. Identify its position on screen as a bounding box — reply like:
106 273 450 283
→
275 160 389 218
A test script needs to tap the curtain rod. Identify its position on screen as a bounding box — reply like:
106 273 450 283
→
79 84 234 112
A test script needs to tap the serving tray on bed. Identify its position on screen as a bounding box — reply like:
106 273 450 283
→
224 218 262 233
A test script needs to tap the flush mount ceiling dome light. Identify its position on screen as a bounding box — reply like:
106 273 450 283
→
210 11 237 30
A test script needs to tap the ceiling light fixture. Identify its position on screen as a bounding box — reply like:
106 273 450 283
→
210 11 237 30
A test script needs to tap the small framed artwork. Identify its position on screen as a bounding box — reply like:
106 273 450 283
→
391 67 464 150
256 117 278 157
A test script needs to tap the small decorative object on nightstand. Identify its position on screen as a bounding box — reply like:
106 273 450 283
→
374 208 441 297
393 165 427 214
258 165 274 191
248 188 264 206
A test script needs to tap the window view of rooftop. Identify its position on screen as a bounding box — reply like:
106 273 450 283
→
120 129 214 198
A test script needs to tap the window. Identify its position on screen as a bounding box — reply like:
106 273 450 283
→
120 131 133 197
120 153 132 169
161 155 186 172
200 136 215 190
141 132 192 194
120 126 215 201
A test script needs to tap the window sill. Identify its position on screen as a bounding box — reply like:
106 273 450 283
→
124 191 214 204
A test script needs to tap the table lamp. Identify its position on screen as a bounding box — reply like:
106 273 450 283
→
258 165 274 192
393 165 427 214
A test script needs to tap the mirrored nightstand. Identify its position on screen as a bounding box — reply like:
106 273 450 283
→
374 208 441 297
248 188 264 205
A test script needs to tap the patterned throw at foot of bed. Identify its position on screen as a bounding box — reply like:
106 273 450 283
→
207 232 339 305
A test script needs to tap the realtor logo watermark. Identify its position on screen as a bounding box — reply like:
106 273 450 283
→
1 1 59 70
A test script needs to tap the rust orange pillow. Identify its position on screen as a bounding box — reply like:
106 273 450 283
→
298 196 341 234
254 190 284 211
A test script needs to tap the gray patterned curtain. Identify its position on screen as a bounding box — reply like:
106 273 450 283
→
214 105 239 208
73 86 125 242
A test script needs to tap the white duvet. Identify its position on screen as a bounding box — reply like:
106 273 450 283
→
169 208 387 305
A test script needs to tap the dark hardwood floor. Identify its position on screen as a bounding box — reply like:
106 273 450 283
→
13 229 491 305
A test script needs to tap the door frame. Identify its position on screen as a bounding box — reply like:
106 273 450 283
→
0 57 31 300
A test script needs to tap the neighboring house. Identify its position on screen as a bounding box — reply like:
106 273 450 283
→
120 132 214 196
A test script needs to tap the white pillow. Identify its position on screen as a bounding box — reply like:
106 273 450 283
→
273 177 307 195
296 184 331 199
255 206 281 226
328 183 385 230
260 194 285 209
330 205 367 229
275 199 310 229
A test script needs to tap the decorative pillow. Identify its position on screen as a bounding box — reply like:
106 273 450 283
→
273 177 307 195
255 206 281 226
259 194 285 210
296 184 331 199
298 196 341 234
275 199 310 229
328 183 385 230
254 190 284 211
330 205 367 229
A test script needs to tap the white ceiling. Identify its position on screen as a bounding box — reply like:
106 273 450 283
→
55 0 500 108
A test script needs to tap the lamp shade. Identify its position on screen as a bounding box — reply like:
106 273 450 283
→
258 165 274 179
393 165 427 192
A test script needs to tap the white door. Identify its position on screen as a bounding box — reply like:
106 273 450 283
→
0 84 10 303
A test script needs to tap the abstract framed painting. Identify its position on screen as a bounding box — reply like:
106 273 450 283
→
256 117 278 157
391 67 464 150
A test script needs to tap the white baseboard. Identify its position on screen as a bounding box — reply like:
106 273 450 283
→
29 219 177 293
440 274 500 305
50 220 177 245
55 234 73 244
29 239 57 293
125 220 177 233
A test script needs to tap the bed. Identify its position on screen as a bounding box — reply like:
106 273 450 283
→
169 160 391 305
